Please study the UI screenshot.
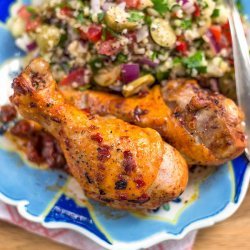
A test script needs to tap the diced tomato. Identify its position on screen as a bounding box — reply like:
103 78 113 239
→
229 58 234 66
117 0 140 9
222 21 232 46
176 41 188 55
86 25 102 43
97 39 121 56
59 68 85 86
193 3 201 18
60 7 73 17
18 6 31 21
209 25 222 44
18 5 40 32
26 18 40 32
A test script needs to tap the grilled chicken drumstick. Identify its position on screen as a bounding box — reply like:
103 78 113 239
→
62 80 245 166
10 58 188 210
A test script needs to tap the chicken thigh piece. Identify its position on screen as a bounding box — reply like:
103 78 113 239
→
163 79 245 164
10 58 188 210
62 80 245 166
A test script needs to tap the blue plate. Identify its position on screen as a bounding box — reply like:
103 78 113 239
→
0 1 249 249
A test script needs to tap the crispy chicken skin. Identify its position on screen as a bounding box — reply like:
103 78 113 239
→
10 58 188 210
62 80 246 166
163 79 246 164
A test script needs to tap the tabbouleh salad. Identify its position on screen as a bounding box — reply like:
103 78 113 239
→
8 0 246 98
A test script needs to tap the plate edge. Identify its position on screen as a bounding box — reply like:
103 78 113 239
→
0 165 249 250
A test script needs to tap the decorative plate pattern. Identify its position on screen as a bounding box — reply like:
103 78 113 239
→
0 1 249 249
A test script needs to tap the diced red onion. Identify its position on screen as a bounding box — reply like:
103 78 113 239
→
121 64 140 84
102 2 115 11
205 30 221 54
26 42 37 51
102 2 125 11
118 2 126 10
137 57 158 68
182 2 195 14
136 26 149 43
91 0 101 14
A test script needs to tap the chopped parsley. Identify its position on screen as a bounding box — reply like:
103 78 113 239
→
58 33 68 47
151 0 170 16
183 51 207 73
181 19 192 29
236 0 244 14
211 9 220 18
89 57 105 72
26 6 36 15
76 12 85 23
116 53 128 63
26 6 37 19
144 15 152 25
151 51 159 60
173 57 182 64
127 11 144 22
156 70 169 81
97 12 105 23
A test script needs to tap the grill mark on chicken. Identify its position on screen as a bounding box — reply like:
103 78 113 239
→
30 71 47 90
115 180 128 190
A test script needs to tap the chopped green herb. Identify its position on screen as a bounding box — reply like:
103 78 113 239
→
26 6 36 14
203 2 209 9
58 33 68 46
236 0 243 14
156 70 169 81
173 57 182 64
97 12 105 22
89 57 105 72
78 84 91 91
116 53 128 63
183 51 206 70
197 0 208 9
211 9 220 18
196 66 207 73
101 28 107 41
127 11 144 22
151 0 170 16
144 15 152 25
26 6 37 19
77 12 85 23
181 19 192 29
151 51 159 60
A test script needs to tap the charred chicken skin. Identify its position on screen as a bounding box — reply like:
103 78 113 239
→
62 80 246 166
10 58 188 210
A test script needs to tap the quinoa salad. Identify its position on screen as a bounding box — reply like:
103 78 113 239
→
7 0 246 98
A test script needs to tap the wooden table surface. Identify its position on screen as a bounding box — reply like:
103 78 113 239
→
0 189 249 250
